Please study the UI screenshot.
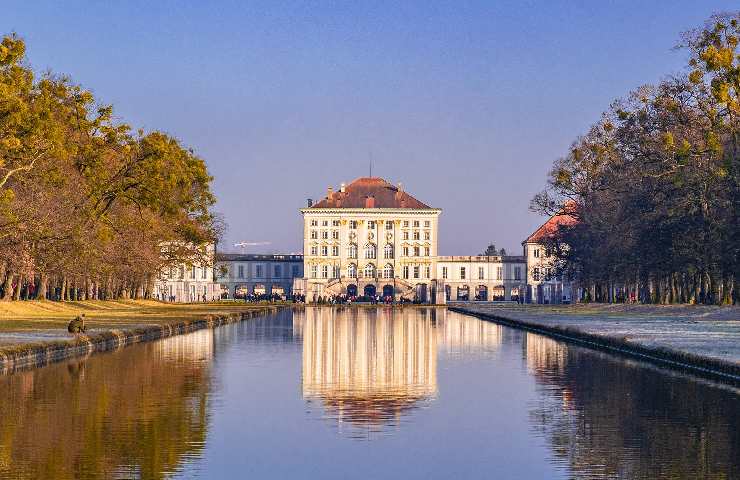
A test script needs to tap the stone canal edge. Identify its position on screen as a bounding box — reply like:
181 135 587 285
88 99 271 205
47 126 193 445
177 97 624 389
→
0 306 285 374
449 306 740 386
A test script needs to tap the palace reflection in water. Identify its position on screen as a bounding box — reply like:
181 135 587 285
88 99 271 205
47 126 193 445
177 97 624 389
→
295 307 505 436
0 308 736 479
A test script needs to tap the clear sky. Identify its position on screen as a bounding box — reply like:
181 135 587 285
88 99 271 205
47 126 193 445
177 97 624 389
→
5 1 737 255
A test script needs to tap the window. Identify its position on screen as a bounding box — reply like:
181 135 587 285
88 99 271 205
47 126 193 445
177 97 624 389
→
368 221 375 230
413 220 419 227
424 220 430 227
424 231 430 240
364 243 376 259
478 267 484 279
202 266 207 279
403 266 409 279
331 230 339 239
333 265 340 278
385 222 393 230
545 267 552 281
514 266 521 280
496 266 503 280
349 220 358 229
321 231 328 239
292 265 300 277
533 267 540 281
310 265 317 278
403 220 409 227
179 265 185 278
442 267 448 279
384 244 394 259
310 220 318 227
413 231 420 240
364 263 376 278
238 265 244 278
321 246 328 256
332 220 340 226
424 246 430 256
413 246 420 256
310 230 317 239
310 245 318 256
425 266 430 278
322 220 328 227
347 263 357 278
413 266 420 279
321 265 328 278
403 231 409 240
460 267 466 280
274 265 281 278
403 246 409 256
331 246 339 256
348 243 358 259
190 266 196 279
534 248 540 258
383 264 394 279
256 265 263 277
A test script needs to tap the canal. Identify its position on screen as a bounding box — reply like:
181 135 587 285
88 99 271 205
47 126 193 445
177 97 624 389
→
0 307 737 479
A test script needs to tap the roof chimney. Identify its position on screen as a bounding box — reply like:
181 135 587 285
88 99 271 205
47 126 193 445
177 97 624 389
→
365 196 375 208
307 198 313 207
340 182 346 193
327 186 333 199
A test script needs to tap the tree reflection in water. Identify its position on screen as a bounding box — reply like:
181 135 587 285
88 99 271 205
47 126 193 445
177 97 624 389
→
524 333 740 480
0 328 215 480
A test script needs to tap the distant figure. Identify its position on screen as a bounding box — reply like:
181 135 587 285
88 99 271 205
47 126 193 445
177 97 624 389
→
68 314 87 334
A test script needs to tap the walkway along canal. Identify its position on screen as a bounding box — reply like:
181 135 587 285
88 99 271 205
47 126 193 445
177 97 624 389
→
0 306 737 479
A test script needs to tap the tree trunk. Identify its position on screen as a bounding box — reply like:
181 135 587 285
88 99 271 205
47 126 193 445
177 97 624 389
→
2 272 15 301
13 274 23 301
37 273 48 300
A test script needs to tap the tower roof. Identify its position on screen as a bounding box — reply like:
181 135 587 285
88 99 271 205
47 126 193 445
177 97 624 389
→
523 202 578 244
309 177 434 209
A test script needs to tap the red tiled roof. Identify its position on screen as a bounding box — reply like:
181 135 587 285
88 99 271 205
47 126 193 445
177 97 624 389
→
309 177 434 209
524 203 578 243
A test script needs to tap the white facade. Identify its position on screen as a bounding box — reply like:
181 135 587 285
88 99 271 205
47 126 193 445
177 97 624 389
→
436 256 527 302
299 208 441 301
153 244 221 302
215 253 303 298
523 241 573 304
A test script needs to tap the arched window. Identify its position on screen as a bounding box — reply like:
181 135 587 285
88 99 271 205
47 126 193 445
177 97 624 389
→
383 264 394 279
384 244 394 259
347 263 357 278
364 263 376 278
347 243 358 259
364 243 376 259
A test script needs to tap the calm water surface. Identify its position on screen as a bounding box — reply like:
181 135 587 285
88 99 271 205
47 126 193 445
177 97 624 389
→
0 307 737 479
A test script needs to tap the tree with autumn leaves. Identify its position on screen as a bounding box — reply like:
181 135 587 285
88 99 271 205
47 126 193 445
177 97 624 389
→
532 13 739 304
0 33 220 301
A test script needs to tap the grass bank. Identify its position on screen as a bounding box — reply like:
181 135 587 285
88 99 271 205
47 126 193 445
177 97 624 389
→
449 303 740 385
0 300 287 372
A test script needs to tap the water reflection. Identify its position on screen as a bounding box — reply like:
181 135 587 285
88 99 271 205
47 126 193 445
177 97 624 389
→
0 308 737 479
296 307 505 437
0 329 215 480
524 332 740 479
297 307 438 437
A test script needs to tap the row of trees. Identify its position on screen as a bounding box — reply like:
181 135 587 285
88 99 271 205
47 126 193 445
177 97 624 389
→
0 34 220 301
532 14 739 304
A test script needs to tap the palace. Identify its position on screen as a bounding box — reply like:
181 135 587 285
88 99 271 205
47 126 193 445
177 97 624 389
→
293 176 529 303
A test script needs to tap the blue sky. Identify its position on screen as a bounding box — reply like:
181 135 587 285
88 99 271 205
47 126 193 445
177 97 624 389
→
4 1 737 254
